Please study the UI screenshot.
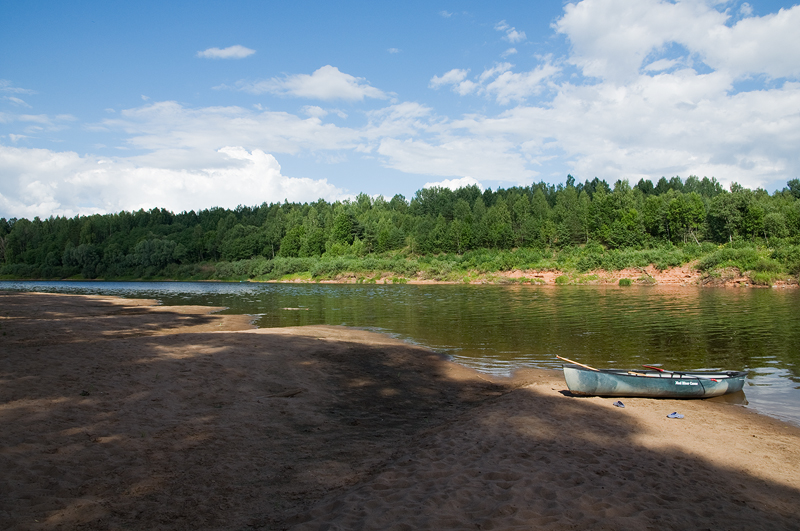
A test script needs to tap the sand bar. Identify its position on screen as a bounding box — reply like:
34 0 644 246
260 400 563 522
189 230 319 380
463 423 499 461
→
1 292 799 530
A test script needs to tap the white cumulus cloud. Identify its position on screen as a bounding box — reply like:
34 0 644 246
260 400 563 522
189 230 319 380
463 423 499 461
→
555 0 800 82
424 176 484 191
430 69 469 89
0 144 347 218
196 45 256 59
228 65 388 101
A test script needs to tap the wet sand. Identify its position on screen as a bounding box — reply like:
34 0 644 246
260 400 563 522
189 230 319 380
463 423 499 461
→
1 292 799 530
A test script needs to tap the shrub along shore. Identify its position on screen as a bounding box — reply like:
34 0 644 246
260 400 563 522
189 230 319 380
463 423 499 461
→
2 176 799 286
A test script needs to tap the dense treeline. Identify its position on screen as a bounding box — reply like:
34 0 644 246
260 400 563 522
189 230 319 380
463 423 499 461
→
2 175 800 284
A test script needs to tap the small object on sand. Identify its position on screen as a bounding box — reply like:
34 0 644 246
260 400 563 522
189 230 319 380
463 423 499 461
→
612 400 625 408
80 390 90 396
667 412 684 419
267 388 305 398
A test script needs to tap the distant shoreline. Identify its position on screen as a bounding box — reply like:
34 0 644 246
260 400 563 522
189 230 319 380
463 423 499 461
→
260 265 799 288
3 265 799 288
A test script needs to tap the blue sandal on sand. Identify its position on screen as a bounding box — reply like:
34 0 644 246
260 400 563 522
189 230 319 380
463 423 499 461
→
612 401 625 408
667 412 684 419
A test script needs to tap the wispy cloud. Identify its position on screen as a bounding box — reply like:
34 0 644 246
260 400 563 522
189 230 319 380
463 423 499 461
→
431 61 559 104
495 20 526 43
1 113 77 134
99 100 361 157
196 45 255 59
439 10 452 18
224 65 388 101
388 48 401 54
483 64 560 105
3 96 31 108
378 136 534 184
644 58 678 72
0 80 35 95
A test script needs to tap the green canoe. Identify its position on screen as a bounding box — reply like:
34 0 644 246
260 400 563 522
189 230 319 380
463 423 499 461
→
562 365 747 398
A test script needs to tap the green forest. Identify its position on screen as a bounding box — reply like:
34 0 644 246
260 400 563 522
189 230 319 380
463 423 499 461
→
2 175 800 285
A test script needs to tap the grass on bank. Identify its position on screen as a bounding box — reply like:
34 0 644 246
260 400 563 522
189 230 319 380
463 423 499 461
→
2 242 800 285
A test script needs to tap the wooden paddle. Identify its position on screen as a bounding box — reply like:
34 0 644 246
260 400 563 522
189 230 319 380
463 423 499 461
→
556 355 599 372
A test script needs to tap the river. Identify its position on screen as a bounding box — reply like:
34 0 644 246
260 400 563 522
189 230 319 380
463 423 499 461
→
2 280 798 426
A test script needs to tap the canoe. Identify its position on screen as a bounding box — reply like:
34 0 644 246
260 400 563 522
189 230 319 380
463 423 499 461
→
562 365 747 398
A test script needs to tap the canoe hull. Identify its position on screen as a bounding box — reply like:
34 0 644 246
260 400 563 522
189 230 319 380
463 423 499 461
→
563 366 747 398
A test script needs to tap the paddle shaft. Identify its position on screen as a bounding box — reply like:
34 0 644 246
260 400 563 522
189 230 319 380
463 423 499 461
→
643 365 720 381
556 355 599 372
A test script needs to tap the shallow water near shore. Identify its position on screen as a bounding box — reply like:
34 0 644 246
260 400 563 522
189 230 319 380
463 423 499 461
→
3 280 798 426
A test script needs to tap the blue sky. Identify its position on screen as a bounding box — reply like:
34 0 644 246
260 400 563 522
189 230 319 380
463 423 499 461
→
2 0 799 218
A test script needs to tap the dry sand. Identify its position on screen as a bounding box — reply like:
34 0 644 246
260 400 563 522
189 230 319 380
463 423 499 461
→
1 292 799 530
281 264 798 288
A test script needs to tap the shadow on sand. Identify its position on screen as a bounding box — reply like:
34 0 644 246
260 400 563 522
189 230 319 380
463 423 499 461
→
1 292 799 530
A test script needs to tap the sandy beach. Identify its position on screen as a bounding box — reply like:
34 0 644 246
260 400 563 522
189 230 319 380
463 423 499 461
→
1 292 799 530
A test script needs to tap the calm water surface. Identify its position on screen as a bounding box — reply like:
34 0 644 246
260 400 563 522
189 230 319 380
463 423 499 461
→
3 281 798 426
